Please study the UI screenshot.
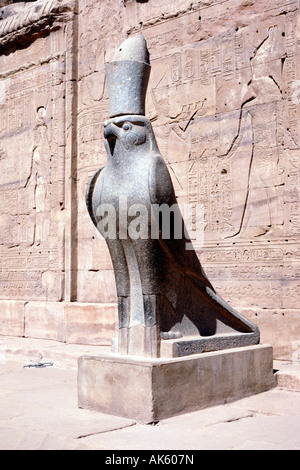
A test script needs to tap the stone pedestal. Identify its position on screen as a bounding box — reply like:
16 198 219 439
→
77 344 276 423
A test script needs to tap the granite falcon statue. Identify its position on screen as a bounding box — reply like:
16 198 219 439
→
86 35 260 358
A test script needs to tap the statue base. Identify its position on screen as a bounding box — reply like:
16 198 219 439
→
77 344 276 423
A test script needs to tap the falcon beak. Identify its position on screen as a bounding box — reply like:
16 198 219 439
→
104 122 119 156
104 121 113 138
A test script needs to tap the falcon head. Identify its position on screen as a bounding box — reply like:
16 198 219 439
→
103 115 159 158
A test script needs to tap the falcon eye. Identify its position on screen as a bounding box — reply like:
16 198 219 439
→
122 122 131 131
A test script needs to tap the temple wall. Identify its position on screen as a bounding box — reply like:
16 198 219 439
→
0 0 299 359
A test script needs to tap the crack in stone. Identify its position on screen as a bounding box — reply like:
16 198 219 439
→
76 421 137 440
205 411 256 428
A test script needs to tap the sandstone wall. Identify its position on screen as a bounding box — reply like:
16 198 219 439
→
0 0 299 359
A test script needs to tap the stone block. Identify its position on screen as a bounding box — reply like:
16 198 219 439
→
23 301 118 346
275 362 300 392
24 302 66 343
241 308 300 361
65 302 117 345
160 331 260 358
77 344 276 423
0 300 25 337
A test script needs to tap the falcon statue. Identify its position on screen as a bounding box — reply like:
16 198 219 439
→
86 35 260 357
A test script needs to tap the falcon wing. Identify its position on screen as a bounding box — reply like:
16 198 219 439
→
148 155 176 207
148 155 212 288
86 167 105 227
148 156 259 336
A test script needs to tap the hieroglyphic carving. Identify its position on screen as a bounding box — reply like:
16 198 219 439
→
142 5 300 319
199 239 300 310
0 32 67 301
0 0 297 354
78 108 106 146
281 13 300 238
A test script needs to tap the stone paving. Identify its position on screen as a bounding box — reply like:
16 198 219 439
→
0 337 299 451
